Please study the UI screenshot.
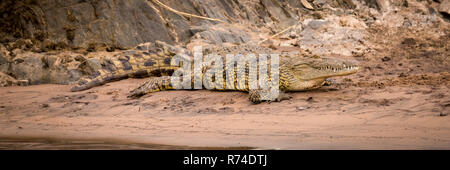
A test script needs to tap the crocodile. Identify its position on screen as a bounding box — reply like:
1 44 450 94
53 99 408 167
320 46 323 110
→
71 41 359 103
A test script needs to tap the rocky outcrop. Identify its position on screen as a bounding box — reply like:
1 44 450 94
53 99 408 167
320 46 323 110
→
0 0 174 51
296 16 367 56
2 0 447 52
0 0 301 51
6 52 81 85
1 0 379 49
0 0 448 87
188 24 254 46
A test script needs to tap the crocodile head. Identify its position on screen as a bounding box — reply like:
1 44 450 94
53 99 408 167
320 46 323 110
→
282 55 359 91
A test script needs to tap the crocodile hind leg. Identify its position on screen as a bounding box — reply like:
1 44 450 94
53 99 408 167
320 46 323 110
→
248 89 292 104
128 76 174 98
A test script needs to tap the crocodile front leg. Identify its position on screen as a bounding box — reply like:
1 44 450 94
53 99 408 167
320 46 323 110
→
128 76 174 98
248 89 292 104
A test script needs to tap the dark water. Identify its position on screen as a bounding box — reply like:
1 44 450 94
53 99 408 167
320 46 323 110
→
0 137 254 150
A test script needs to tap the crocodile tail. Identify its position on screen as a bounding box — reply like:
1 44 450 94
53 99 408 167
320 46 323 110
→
70 65 179 92
70 70 134 92
71 41 185 92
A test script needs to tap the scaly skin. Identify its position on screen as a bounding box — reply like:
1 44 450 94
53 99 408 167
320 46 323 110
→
70 41 184 92
71 41 359 103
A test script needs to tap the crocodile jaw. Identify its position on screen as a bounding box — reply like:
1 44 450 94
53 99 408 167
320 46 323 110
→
285 56 359 91
311 64 359 79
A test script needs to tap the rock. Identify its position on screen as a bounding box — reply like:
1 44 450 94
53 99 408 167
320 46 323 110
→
298 16 367 56
0 0 302 50
259 0 296 27
2 0 387 52
301 0 314 10
313 0 328 7
381 56 391 62
334 0 356 9
376 0 392 11
0 49 10 73
7 52 86 85
9 54 48 85
0 0 174 50
362 0 392 11
0 72 19 87
439 0 450 15
80 58 102 75
189 26 208 35
191 24 253 45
